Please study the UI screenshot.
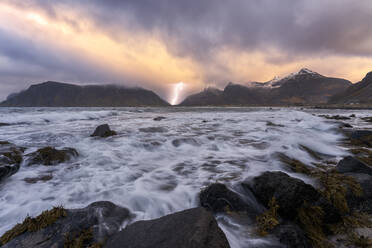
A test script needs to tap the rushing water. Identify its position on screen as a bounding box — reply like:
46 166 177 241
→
0 107 371 247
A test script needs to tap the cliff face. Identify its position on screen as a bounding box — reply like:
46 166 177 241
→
0 81 170 107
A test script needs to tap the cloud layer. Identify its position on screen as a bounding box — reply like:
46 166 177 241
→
0 0 372 102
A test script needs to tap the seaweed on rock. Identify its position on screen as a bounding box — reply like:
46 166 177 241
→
0 206 67 245
64 228 102 248
256 197 280 236
278 154 371 247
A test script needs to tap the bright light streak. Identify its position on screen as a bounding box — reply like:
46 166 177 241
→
171 82 184 105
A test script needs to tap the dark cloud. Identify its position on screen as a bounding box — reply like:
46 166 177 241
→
1 0 372 101
20 0 371 58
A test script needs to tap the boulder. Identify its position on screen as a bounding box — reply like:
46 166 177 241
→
243 171 320 220
199 183 263 216
91 124 117 137
273 222 312 248
1 201 132 248
26 147 78 166
0 141 25 183
104 207 230 248
336 156 372 175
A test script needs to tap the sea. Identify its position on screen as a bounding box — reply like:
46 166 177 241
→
0 107 371 247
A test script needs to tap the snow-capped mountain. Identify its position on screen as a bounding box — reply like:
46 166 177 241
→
180 68 351 106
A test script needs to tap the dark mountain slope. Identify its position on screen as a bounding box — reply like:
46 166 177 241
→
329 71 372 104
0 81 170 107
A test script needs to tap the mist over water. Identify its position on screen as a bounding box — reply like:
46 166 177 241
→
0 107 371 247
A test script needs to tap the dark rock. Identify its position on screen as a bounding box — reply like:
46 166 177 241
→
104 207 230 248
199 183 263 216
266 121 284 127
350 114 356 118
351 130 372 140
0 142 25 183
26 147 78 166
244 171 320 220
361 117 372 123
342 173 372 213
91 124 117 137
349 130 372 147
0 163 20 183
172 138 199 147
336 156 372 175
339 122 353 128
0 123 11 127
244 171 342 226
319 115 351 120
2 201 132 248
153 116 166 121
24 174 53 184
273 222 312 248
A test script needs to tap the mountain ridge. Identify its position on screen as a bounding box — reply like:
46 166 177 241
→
328 71 372 105
0 81 170 107
180 69 352 106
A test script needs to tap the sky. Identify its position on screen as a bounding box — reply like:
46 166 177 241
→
0 0 372 103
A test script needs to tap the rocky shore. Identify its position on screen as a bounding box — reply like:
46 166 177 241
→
1 120 372 248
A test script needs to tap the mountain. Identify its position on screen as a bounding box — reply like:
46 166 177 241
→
0 81 170 107
179 68 352 106
179 87 224 106
328 72 372 105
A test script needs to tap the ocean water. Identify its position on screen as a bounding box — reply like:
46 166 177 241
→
0 107 371 247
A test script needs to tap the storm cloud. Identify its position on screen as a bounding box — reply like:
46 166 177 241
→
1 0 372 102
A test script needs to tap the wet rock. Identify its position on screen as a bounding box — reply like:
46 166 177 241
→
341 173 372 213
24 174 53 184
349 130 372 147
172 138 199 147
139 127 168 133
266 121 284 127
361 117 372 123
199 183 262 216
319 115 351 120
0 141 25 183
91 124 117 137
0 123 11 127
339 122 353 128
349 114 356 118
153 116 166 121
1 201 132 248
104 207 230 248
26 147 78 166
245 171 341 225
243 171 320 220
336 156 372 175
273 222 312 248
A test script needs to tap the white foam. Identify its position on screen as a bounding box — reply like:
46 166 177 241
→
0 107 370 246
